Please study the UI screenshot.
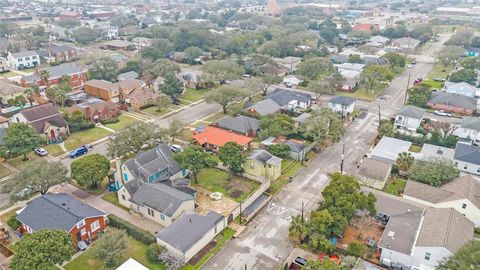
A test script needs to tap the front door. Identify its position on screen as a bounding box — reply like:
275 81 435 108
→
76 231 82 242
50 129 55 139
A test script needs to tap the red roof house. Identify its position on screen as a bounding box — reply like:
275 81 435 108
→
192 126 252 152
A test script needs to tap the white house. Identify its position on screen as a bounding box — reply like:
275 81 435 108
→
453 142 480 175
453 117 480 142
394 105 425 132
132 37 152 50
370 137 412 164
403 175 480 226
444 82 479 98
334 63 365 73
282 74 304 86
103 26 118 40
264 89 311 110
7 51 40 70
328 96 355 117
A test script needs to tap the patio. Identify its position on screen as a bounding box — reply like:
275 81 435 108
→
194 186 238 217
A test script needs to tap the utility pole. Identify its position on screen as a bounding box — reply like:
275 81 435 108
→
340 143 345 174
378 104 381 124
301 202 304 224
404 73 411 105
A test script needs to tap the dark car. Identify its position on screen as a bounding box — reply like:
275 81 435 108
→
69 145 88 158
294 256 307 266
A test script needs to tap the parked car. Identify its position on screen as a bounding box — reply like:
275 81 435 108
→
413 77 423 85
294 256 307 266
34 148 48 156
433 77 446 82
406 64 413 68
170 144 183 153
69 145 88 158
434 110 452 117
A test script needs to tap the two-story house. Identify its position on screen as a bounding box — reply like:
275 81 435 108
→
453 142 480 175
243 150 282 181
395 105 425 132
132 37 152 50
328 96 356 117
453 117 480 142
37 45 78 63
265 88 311 110
7 51 40 70
20 63 86 89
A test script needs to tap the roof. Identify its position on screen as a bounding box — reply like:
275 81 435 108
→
353 24 380 32
329 96 355 106
156 211 224 253
124 144 181 182
22 63 83 83
20 103 68 134
192 126 252 147
461 117 480 131
428 92 477 110
130 182 193 217
284 140 305 153
248 150 282 165
454 142 480 165
116 258 149 270
416 208 474 253
397 105 425 119
0 78 25 96
371 137 412 164
103 40 133 48
404 175 480 209
419 143 455 161
9 50 38 58
335 63 366 72
369 35 389 44
293 112 311 123
265 89 311 106
358 158 392 182
393 37 421 48
245 98 281 116
132 37 152 42
445 82 478 96
117 71 139 81
16 193 105 232
38 45 76 55
217 115 260 135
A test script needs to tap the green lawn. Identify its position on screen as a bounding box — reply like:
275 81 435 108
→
336 82 388 101
179 128 194 142
427 63 452 80
0 207 19 226
64 234 166 270
0 163 14 178
142 106 173 117
182 88 208 102
44 144 65 157
384 178 407 196
71 177 108 195
104 114 138 131
204 112 225 123
422 79 444 89
182 228 235 270
64 128 113 151
195 168 260 203
101 192 130 211
408 144 422 153
6 152 41 170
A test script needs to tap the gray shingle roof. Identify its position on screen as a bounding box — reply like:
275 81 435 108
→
10 50 38 58
156 211 224 253
248 150 282 165
246 98 281 116
265 89 311 106
117 71 139 81
130 182 193 217
397 105 425 119
454 142 480 165
329 96 355 106
284 140 305 153
22 63 83 83
461 117 480 131
217 115 260 135
16 193 105 232
0 78 25 96
20 103 68 134
428 92 477 110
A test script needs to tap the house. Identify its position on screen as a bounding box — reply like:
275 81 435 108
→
394 105 425 132
370 137 412 164
192 126 252 152
272 56 302 73
357 158 392 189
391 37 422 54
0 57 9 72
37 45 78 63
123 88 156 112
328 96 355 117
338 71 361 91
453 117 480 142
0 79 25 105
369 35 390 45
243 150 282 181
292 112 311 127
265 89 311 110
102 40 134 51
453 142 480 175
20 63 86 89
156 211 226 262
444 82 479 98
362 55 388 66
132 37 152 50
102 26 119 40
244 98 281 116
283 75 304 86
16 193 107 248
73 98 121 122
216 115 260 137
117 71 139 81
177 69 203 89
365 188 474 270
335 63 366 73
84 79 142 103
352 23 380 33
262 136 308 161
12 103 69 140
6 50 40 70
418 143 455 161
49 25 74 42
427 92 478 115
59 11 82 20
403 175 480 225
116 258 149 270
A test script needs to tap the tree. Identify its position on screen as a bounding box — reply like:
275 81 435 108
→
3 160 68 201
300 108 344 146
24 84 40 106
219 142 245 172
346 240 366 257
71 154 110 188
267 144 290 158
160 74 184 98
10 229 74 270
154 93 172 112
261 75 281 95
184 46 203 64
449 69 476 84
107 122 165 157
445 31 473 47
173 145 217 183
65 110 93 131
471 36 480 48
71 27 100 44
384 52 406 69
407 83 431 108
56 19 81 29
147 244 167 263
144 59 180 83
244 77 264 98
360 65 392 93
39 70 50 85
95 229 128 267
348 54 363 64
296 57 333 81
305 259 347 270
289 215 307 244
88 56 120 82
166 120 184 142
408 158 459 187
258 114 294 139
203 60 244 84
7 95 27 108
437 46 464 71
460 56 480 70
377 120 396 138
396 152 414 173
308 80 335 101
0 123 44 160
45 84 70 107
205 85 244 114
438 241 480 270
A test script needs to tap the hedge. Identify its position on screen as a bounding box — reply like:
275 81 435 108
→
107 214 156 245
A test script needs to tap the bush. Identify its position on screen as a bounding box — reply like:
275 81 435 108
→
146 244 166 263
107 214 156 245
267 144 290 158
7 215 21 230
346 240 366 257
101 117 120 125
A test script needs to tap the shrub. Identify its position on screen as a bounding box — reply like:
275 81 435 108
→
267 144 290 158
107 214 156 245
101 117 120 125
7 215 21 230
346 240 366 257
146 243 167 263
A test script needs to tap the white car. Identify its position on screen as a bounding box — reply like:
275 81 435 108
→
434 110 452 117
34 148 48 156
170 144 183 153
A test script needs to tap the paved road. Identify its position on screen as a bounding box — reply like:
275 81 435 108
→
202 33 452 270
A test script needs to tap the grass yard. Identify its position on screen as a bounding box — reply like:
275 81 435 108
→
71 177 109 196
64 234 166 270
64 127 113 151
182 88 208 102
101 192 130 212
427 63 452 81
141 106 173 117
204 112 225 123
195 168 260 203
271 159 304 194
422 79 444 89
336 82 388 101
408 144 422 153
179 128 194 142
104 114 138 131
44 144 65 157
384 178 407 196
0 207 19 226
0 163 14 178
6 152 40 170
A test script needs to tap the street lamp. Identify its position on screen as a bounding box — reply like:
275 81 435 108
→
340 143 345 174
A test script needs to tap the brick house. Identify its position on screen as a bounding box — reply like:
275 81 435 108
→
84 79 141 103
427 92 478 115
73 97 122 122
20 63 86 89
37 45 78 63
122 88 156 112
192 126 252 152
16 193 107 249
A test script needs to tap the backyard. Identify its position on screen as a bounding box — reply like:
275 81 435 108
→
64 234 166 270
64 127 113 151
336 82 389 102
104 114 138 131
194 168 260 203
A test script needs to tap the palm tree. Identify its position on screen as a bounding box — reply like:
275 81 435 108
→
24 84 40 106
289 215 307 244
396 152 414 174
39 70 50 87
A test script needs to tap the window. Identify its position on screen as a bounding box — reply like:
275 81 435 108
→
464 164 468 170
424 253 431 261
25 57 30 61
90 220 100 232
123 173 128 181
121 195 126 200
250 162 254 169
148 208 155 217
76 220 85 228
160 214 165 221
81 228 86 235
462 203 467 209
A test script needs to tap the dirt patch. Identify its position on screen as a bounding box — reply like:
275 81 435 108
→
227 178 254 197
188 239 217 265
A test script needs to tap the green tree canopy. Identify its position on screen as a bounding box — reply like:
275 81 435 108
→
384 52 406 69
267 144 290 159
296 57 333 81
408 158 459 187
437 46 464 71
160 74 184 97
205 85 244 114
219 142 245 172
360 65 393 92
203 60 244 84
438 240 480 270
71 154 111 188
95 229 128 267
460 56 480 70
300 108 345 146
449 69 476 85
87 56 120 82
71 27 101 44
377 120 396 138
258 114 294 139
173 145 217 183
0 123 44 160
346 240 367 257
